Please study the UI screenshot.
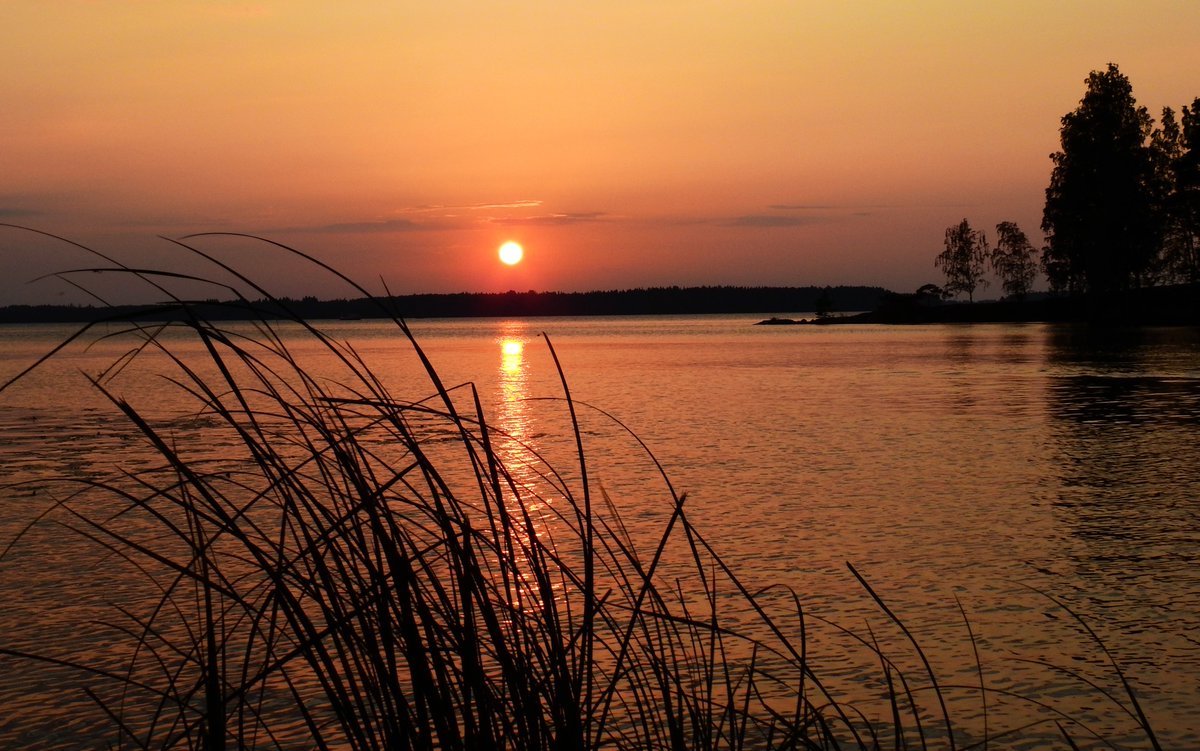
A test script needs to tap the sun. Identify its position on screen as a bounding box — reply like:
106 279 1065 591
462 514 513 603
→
498 241 524 266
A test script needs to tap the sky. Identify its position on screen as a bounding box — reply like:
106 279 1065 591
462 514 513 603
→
2 1 1199 305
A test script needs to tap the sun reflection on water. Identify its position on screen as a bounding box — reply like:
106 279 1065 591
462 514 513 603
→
493 324 568 614
494 325 544 506
500 339 527 454
497 335 529 442
501 339 523 369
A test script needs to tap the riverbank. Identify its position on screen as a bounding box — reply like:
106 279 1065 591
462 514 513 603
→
818 282 1200 326
0 285 891 323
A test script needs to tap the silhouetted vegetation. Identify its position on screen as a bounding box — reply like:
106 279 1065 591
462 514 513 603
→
929 64 1199 322
814 286 835 318
1043 64 1200 293
990 221 1039 299
934 219 989 301
1043 64 1163 293
933 219 1038 303
0 285 891 324
1154 97 1200 283
836 282 1200 326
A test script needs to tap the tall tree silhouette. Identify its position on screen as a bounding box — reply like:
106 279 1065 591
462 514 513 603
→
935 219 988 301
990 221 1038 299
1156 98 1200 282
1150 106 1183 283
1042 64 1160 293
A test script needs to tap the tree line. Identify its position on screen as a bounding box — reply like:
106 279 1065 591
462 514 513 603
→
935 63 1199 301
0 285 891 323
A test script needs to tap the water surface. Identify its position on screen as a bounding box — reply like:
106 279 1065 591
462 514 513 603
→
2 317 1197 748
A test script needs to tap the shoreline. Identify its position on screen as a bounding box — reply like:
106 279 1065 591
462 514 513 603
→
3 282 1196 328
760 282 1200 327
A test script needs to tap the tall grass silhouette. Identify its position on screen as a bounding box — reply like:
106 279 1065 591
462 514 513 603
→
0 228 1162 750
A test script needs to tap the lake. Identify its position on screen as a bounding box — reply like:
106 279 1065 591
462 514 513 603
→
1 316 1198 749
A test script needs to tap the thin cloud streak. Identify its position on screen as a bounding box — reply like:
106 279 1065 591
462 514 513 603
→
0 208 42 219
267 218 460 235
489 212 608 226
407 200 544 213
269 205 882 236
725 215 819 228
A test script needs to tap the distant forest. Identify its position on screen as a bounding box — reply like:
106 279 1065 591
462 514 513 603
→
0 285 891 324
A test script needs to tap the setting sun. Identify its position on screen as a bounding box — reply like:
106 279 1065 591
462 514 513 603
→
498 241 524 266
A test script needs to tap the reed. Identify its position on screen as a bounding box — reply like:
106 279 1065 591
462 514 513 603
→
0 228 1162 750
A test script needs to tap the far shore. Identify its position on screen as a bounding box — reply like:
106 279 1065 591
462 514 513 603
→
1 282 1196 327
760 282 1200 327
0 285 890 324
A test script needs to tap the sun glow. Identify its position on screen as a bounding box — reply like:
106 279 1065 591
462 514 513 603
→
498 241 524 266
502 340 524 357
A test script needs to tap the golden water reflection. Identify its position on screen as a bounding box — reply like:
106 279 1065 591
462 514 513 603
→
501 339 523 369
493 325 568 616
495 326 541 502
498 336 528 435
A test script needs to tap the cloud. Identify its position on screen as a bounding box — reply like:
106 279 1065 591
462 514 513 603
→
0 208 41 219
0 194 56 220
489 212 608 226
259 200 550 235
724 215 817 228
268 218 451 235
114 213 238 230
408 200 543 213
718 204 890 227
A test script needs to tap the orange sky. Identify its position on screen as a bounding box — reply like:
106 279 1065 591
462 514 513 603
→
2 1 1199 304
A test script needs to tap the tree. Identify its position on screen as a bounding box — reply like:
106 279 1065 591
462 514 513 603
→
1156 99 1200 283
1149 106 1183 283
814 286 834 318
935 219 988 301
1179 99 1200 281
915 283 945 301
990 221 1038 299
1042 64 1160 294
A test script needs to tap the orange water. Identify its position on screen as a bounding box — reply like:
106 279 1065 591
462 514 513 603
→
2 317 1197 749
